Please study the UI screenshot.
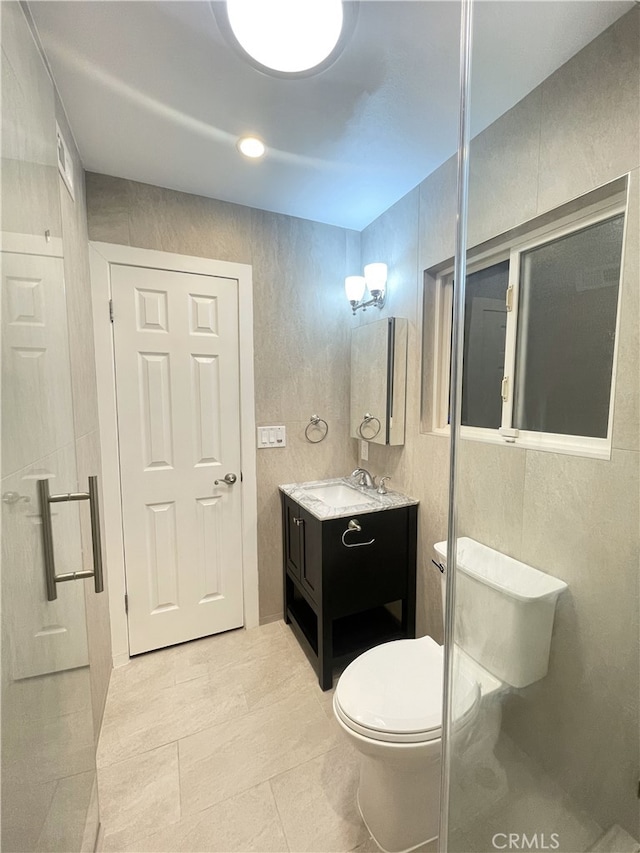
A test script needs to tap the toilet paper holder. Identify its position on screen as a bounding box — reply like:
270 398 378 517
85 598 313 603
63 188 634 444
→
341 518 375 548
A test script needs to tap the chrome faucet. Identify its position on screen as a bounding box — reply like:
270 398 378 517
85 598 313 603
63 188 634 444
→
377 476 391 495
351 467 376 489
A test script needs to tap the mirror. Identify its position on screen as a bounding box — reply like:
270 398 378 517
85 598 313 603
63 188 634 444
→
350 317 407 446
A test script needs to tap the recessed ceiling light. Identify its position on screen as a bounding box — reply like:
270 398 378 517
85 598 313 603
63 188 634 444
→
221 0 352 77
237 136 266 159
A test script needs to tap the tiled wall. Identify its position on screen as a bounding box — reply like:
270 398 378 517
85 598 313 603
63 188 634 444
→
85 176 360 621
360 9 639 836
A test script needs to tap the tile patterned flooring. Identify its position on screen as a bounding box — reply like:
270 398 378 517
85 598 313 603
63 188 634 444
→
97 621 379 852
96 620 612 853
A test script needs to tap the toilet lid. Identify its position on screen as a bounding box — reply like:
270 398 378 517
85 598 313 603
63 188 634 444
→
334 636 479 744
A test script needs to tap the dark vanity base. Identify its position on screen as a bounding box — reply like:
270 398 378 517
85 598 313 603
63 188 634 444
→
281 494 418 690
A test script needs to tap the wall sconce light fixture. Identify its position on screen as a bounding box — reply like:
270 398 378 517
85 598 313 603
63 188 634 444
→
345 262 387 314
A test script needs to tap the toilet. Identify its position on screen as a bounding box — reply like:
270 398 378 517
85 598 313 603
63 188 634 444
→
333 537 568 853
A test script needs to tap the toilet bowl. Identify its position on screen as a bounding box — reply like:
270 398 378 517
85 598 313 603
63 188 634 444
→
333 538 568 853
333 636 489 853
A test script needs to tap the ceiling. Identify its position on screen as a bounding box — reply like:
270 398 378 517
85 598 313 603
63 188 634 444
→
30 1 633 231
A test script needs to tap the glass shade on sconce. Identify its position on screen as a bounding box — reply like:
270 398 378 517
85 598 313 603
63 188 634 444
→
345 275 367 303
364 262 387 297
345 265 387 314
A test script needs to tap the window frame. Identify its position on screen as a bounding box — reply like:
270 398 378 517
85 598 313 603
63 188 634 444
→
429 191 628 460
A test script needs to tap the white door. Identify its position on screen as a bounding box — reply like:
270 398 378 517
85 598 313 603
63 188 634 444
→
1 251 89 678
111 264 244 654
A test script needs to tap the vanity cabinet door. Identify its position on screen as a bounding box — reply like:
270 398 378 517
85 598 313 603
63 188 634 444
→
283 498 320 601
322 508 410 617
284 498 304 580
300 508 321 600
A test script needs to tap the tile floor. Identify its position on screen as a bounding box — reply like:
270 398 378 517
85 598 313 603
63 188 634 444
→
2 666 97 852
446 731 605 853
96 621 615 853
97 621 380 852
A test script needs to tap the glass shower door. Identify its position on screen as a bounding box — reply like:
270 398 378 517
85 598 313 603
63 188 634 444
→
442 2 640 851
1 2 99 849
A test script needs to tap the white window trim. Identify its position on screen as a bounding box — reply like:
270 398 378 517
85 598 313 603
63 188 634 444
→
431 275 453 434
430 189 628 460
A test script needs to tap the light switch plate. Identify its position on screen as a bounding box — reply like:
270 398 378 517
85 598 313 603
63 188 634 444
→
257 425 286 448
360 439 369 461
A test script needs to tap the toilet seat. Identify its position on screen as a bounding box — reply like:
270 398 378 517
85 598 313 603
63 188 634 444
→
334 636 479 745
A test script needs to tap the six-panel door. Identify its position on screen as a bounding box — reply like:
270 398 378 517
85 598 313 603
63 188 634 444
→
112 264 244 654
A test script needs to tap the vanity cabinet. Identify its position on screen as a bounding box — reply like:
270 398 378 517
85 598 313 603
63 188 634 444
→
281 493 418 690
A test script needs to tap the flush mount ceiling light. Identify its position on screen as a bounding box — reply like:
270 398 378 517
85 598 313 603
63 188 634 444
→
216 0 357 78
237 135 266 158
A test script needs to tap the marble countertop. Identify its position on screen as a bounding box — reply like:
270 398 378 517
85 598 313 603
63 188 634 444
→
279 476 419 521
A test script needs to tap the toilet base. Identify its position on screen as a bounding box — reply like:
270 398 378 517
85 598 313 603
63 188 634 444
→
356 748 441 853
357 790 438 853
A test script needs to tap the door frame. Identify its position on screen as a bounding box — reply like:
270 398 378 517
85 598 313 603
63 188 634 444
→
89 242 258 667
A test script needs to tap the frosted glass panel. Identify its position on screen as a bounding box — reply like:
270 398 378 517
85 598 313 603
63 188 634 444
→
462 261 509 429
513 216 623 438
446 6 638 853
1 6 96 852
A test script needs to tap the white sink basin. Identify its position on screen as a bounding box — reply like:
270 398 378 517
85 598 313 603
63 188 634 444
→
302 482 376 508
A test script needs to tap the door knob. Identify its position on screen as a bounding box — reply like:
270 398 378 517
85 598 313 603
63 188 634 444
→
214 473 238 486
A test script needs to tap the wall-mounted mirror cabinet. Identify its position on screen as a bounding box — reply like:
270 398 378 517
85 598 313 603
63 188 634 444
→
350 317 407 446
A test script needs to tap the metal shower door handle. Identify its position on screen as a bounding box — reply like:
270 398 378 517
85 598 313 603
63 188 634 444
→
37 475 104 601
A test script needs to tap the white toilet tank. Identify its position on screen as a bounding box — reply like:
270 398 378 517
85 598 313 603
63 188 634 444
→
434 538 567 689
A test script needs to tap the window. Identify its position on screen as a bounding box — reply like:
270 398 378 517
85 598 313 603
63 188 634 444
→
461 260 509 430
429 188 627 458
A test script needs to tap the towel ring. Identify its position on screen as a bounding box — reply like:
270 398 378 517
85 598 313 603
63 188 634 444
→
305 414 329 444
357 413 381 440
